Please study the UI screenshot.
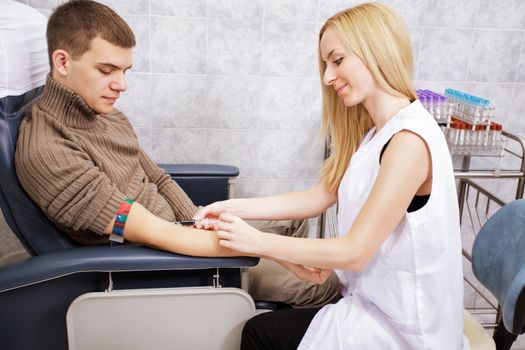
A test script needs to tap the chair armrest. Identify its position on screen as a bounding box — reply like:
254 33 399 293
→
158 164 240 206
0 245 258 293
158 164 239 177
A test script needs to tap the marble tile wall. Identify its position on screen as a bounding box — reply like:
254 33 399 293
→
14 0 525 199
11 0 523 194
6 1 525 346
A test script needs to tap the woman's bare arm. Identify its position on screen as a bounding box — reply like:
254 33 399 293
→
217 130 432 270
194 182 337 224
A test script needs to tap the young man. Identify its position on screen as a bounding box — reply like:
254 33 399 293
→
14 0 339 308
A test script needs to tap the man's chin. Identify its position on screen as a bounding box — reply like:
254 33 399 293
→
93 105 115 115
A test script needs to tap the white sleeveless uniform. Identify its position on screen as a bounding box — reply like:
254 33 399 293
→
299 100 469 349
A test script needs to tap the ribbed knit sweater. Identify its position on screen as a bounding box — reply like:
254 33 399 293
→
15 75 197 245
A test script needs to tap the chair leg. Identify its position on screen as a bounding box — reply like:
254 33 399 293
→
493 319 517 350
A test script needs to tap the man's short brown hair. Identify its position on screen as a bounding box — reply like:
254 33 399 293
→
47 0 136 68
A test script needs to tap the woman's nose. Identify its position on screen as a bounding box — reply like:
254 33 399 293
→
323 67 336 86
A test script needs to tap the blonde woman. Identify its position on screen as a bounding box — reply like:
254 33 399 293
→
195 3 467 349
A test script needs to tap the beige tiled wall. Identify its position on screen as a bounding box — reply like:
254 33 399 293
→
14 0 525 191
12 0 525 198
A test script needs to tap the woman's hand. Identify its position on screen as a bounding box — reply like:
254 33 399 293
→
216 213 264 255
193 200 230 230
278 260 332 284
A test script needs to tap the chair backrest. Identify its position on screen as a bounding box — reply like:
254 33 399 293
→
0 90 77 255
472 199 525 335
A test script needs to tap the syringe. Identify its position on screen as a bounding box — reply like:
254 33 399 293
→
174 218 220 226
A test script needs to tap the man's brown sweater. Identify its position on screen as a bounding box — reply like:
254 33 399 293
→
15 76 197 244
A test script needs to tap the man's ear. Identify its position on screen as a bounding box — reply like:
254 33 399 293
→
51 49 70 77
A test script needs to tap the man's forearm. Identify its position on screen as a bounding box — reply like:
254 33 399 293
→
105 201 241 257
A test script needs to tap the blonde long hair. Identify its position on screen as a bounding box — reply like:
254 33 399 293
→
319 3 417 193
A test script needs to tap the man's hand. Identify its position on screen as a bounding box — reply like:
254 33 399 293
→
277 260 332 284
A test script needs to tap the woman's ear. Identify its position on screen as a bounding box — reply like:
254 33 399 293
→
51 49 70 77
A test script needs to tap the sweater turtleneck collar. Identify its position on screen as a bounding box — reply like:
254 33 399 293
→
38 75 101 129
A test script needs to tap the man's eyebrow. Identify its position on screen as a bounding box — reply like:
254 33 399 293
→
97 62 133 71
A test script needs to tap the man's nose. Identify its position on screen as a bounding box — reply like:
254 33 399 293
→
111 73 127 92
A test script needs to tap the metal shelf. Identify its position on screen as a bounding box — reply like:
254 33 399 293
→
455 130 525 332
319 130 525 332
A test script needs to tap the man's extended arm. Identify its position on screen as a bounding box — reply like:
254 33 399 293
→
15 122 241 257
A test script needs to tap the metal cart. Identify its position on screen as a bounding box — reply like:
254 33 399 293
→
457 130 525 332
